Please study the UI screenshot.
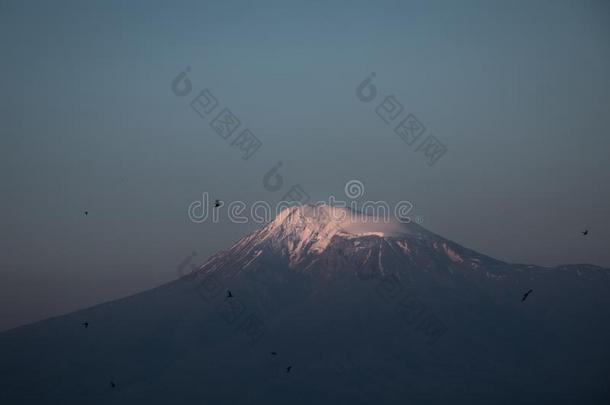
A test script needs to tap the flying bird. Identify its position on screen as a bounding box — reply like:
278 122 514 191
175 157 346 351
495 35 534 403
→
226 290 233 299
286 366 292 373
582 230 588 236
214 200 222 208
270 352 277 356
81 322 89 328
84 211 88 216
521 289 533 302
110 381 116 388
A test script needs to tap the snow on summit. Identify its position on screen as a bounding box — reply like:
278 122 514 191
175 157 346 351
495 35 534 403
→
201 203 500 275
255 204 422 261
269 204 408 238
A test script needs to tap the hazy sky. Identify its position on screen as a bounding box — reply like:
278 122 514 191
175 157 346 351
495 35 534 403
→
2 0 610 331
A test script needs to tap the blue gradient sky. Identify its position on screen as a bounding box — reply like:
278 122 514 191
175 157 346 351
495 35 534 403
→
1 0 610 331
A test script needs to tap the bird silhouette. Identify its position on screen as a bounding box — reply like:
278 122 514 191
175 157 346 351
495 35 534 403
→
110 381 116 388
81 322 89 328
84 211 88 216
521 289 533 302
582 230 588 236
214 200 222 208
286 366 292 373
270 352 277 356
226 290 233 299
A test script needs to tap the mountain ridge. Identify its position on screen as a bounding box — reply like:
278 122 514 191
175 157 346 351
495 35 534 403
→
2 204 610 404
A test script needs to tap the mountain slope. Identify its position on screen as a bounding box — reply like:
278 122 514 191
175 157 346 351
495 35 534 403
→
2 204 610 404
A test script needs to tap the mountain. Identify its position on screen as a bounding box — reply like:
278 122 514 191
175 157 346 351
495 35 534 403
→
2 204 610 404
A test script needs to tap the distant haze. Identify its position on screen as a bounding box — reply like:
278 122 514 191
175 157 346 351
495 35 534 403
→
1 0 610 331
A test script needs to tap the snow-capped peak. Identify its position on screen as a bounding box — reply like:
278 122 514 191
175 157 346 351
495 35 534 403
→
269 204 408 236
199 204 504 277
254 204 420 263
